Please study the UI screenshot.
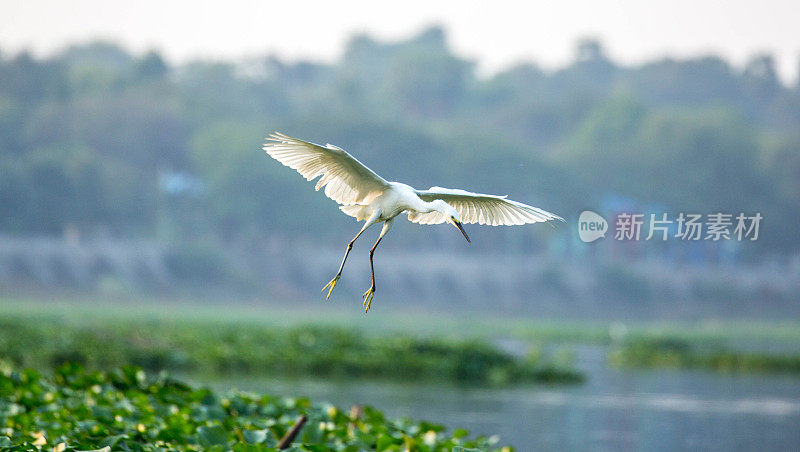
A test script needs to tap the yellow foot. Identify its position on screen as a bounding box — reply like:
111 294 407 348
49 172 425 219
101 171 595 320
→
362 286 375 313
322 275 340 301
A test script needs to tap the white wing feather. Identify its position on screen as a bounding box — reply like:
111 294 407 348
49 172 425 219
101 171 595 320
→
413 186 564 226
263 132 389 205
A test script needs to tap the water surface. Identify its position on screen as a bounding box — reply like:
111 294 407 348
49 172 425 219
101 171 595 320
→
198 346 800 450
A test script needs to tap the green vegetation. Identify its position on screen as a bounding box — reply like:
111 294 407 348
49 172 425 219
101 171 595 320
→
0 310 583 386
610 338 800 374
0 363 509 451
8 298 800 346
6 298 800 378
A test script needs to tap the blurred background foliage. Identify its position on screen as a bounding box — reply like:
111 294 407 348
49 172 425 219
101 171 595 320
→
1 26 799 253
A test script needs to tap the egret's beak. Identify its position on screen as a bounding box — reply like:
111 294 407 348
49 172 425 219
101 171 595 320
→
453 220 470 244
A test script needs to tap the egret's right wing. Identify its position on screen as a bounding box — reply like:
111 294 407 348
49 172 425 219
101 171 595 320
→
263 132 390 205
414 186 564 226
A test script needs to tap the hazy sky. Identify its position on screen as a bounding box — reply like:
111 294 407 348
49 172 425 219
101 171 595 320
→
2 0 799 82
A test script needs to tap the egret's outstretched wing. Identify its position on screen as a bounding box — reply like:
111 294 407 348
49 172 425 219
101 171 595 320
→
412 187 564 226
263 132 389 205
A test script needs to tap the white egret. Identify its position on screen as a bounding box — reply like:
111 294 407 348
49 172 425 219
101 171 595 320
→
263 132 564 312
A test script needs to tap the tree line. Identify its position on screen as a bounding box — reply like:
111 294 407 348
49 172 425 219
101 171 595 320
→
1 27 798 255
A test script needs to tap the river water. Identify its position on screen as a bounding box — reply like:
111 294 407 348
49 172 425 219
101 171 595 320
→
201 346 800 450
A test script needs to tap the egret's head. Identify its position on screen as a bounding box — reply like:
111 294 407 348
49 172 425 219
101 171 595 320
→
432 200 470 244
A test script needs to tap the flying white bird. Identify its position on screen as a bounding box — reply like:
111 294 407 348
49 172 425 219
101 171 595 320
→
263 132 563 312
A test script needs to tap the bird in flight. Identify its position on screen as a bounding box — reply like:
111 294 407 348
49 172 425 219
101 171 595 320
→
263 132 563 312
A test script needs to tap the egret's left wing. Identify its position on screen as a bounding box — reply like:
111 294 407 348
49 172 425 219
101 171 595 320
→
263 132 389 205
413 186 563 226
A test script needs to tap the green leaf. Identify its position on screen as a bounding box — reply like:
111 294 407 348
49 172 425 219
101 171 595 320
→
376 433 401 449
197 425 230 447
0 375 15 396
300 445 330 452
91 405 114 421
233 444 272 452
0 402 24 416
242 428 268 444
100 434 128 448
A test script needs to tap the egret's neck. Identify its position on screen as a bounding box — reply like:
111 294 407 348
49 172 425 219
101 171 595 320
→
418 199 449 215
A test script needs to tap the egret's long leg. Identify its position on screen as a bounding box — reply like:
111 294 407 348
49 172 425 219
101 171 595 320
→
323 215 377 300
363 220 393 312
